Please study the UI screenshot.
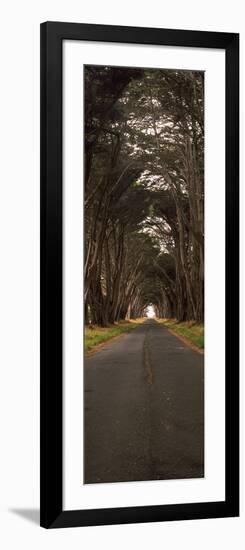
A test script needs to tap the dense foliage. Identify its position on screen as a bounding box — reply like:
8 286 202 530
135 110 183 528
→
85 65 204 325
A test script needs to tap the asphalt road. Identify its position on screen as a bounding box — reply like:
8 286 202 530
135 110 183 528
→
84 319 204 484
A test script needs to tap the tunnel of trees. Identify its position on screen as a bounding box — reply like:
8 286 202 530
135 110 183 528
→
84 65 204 326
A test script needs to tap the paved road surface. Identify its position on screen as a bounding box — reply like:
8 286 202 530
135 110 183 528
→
84 319 204 484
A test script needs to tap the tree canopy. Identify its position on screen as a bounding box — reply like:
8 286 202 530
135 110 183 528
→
84 65 204 325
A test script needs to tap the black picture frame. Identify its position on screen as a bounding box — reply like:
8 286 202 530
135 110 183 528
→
40 21 239 528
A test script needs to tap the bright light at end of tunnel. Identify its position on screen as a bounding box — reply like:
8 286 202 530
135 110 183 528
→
146 305 155 318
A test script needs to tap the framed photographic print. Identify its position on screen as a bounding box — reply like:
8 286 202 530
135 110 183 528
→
40 22 239 528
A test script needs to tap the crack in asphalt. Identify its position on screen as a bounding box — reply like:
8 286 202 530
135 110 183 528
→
143 328 154 385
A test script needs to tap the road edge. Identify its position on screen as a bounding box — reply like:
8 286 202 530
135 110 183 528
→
164 326 204 355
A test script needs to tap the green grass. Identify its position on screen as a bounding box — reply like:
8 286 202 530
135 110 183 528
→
159 319 204 349
85 319 145 353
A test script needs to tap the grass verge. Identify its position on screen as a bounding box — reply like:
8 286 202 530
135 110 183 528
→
159 319 204 350
85 319 145 353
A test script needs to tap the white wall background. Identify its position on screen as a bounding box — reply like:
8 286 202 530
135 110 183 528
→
0 0 244 547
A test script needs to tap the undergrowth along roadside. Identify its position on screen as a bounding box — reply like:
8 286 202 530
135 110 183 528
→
85 319 145 352
159 319 204 349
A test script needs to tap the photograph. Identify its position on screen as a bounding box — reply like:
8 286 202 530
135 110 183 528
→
84 64 204 484
40 20 239 528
